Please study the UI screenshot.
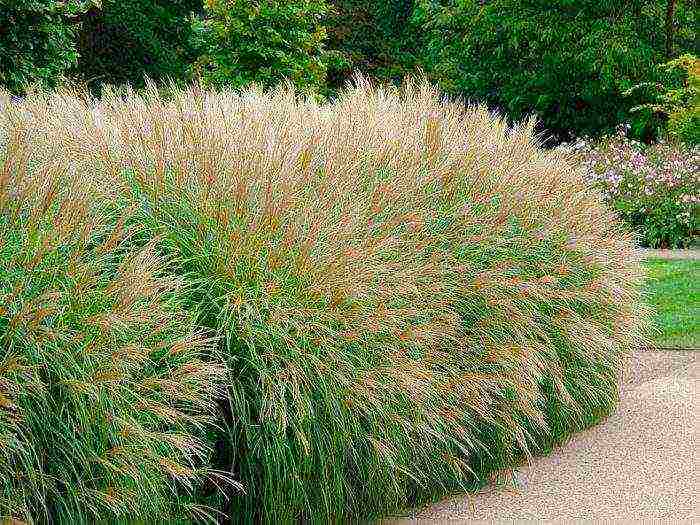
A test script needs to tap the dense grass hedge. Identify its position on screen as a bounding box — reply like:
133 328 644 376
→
1 80 650 522
0 100 227 521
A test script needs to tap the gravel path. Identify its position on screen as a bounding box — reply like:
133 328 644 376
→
640 248 700 260
387 349 699 522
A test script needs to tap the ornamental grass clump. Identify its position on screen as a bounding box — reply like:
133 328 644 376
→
0 106 227 522
1 79 650 523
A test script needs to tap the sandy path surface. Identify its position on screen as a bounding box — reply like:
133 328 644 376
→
387 349 699 523
640 248 700 260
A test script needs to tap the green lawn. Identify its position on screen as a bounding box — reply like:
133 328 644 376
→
644 258 700 348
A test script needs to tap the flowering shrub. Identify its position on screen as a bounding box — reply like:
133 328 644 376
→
573 128 699 248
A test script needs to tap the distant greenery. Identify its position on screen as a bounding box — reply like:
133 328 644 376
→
191 0 329 92
0 1 93 93
76 0 202 90
325 0 417 89
0 1 696 137
627 54 700 145
412 0 697 142
644 258 700 348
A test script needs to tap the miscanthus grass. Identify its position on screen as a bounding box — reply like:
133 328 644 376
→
0 109 227 523
1 79 651 523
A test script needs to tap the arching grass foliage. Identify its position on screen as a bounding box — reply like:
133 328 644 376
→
0 80 650 523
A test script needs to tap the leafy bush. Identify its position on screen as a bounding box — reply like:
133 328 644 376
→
627 54 700 145
75 0 201 90
0 1 93 93
325 0 418 89
413 0 697 141
0 96 226 521
2 80 650 522
571 127 699 248
192 0 329 93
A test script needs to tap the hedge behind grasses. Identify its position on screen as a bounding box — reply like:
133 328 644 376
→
0 80 650 523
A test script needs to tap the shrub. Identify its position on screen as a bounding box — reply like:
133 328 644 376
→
412 0 697 142
571 127 699 248
3 80 650 522
627 54 700 145
325 0 418 90
0 95 226 522
75 0 201 90
191 0 329 93
0 1 92 93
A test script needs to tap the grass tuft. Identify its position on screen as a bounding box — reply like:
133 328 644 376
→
0 121 227 523
1 78 651 523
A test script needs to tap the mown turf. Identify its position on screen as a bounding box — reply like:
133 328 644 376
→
644 258 700 348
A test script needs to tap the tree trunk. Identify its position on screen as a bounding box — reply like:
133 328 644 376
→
665 0 677 58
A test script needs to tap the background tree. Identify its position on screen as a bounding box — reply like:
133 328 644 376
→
0 1 94 93
191 0 329 93
666 0 677 58
325 0 418 90
412 0 697 141
75 0 202 90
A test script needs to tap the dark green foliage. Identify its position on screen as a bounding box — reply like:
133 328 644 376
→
0 1 92 93
326 0 418 89
3 0 696 144
75 1 201 90
192 0 329 92
413 0 697 141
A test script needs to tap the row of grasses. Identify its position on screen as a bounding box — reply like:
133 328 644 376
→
0 79 650 523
